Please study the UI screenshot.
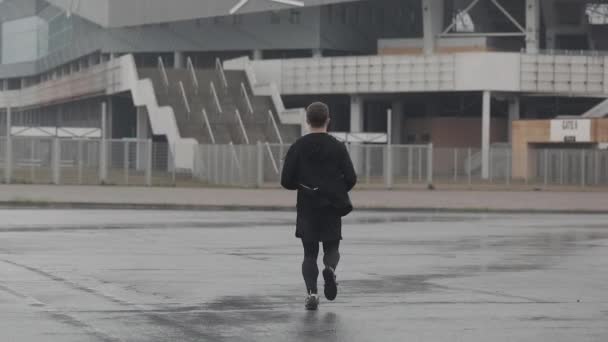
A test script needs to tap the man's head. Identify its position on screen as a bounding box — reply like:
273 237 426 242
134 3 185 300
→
306 102 330 131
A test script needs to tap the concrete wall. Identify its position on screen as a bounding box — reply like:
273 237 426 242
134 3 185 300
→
454 53 521 92
405 117 508 148
46 0 359 28
511 118 608 180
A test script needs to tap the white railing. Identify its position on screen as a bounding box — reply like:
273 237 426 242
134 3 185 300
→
186 57 199 94
157 56 169 89
201 108 216 144
241 82 254 115
216 58 228 89
2 136 606 188
267 110 283 145
210 81 223 114
265 142 279 175
234 109 249 145
229 142 242 172
179 81 191 117
223 57 306 130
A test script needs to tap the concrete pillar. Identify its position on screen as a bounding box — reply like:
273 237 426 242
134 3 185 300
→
508 96 520 143
391 100 405 144
174 51 184 69
350 95 364 132
136 107 150 171
100 102 108 183
4 106 11 183
526 0 540 53
349 95 365 175
106 97 113 139
312 49 323 58
481 91 491 179
252 49 263 60
422 0 444 55
136 107 150 140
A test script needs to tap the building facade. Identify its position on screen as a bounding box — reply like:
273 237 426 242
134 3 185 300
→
1 0 607 175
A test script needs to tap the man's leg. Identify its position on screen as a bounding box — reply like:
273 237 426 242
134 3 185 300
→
301 241 320 294
322 240 340 271
322 241 340 301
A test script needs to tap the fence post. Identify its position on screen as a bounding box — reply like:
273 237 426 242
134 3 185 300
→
385 144 394 189
559 150 564 185
124 140 129 185
77 139 84 185
408 146 413 184
594 150 600 186
453 149 458 182
145 139 153 186
543 149 549 186
506 148 511 186
581 150 586 187
365 145 371 185
52 138 61 185
171 144 176 186
99 140 107 184
4 106 11 184
467 148 472 185
256 141 264 188
427 143 434 186
30 139 36 183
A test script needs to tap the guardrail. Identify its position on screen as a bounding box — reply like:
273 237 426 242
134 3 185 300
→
267 110 283 144
186 57 199 94
241 82 254 115
216 58 228 89
234 109 249 145
210 81 223 114
201 108 216 144
179 81 191 118
158 56 169 90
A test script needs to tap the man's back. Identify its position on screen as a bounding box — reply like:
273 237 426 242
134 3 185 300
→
281 133 356 196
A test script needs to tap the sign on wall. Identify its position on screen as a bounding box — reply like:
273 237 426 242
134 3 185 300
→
550 119 591 143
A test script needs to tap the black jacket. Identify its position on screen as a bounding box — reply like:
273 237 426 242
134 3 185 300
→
281 133 357 241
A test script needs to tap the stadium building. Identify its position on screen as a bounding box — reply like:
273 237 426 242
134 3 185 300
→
0 0 607 177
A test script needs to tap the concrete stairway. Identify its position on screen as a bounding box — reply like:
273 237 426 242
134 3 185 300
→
138 66 299 145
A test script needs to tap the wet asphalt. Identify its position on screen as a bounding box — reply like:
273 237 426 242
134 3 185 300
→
0 210 607 341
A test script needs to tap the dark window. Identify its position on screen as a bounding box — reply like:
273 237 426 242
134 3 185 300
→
289 10 301 24
421 133 431 143
270 11 281 24
232 15 242 25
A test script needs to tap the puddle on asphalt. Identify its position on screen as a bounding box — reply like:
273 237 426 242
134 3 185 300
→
0 212 486 233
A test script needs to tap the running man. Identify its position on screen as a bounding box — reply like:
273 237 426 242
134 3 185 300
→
281 102 357 310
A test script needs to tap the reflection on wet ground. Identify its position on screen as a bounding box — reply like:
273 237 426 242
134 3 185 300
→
0 210 607 341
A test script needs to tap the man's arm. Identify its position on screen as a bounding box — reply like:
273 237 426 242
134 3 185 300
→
340 144 357 192
280 144 299 190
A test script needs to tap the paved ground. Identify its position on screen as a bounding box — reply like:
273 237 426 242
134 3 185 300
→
1 184 608 213
0 209 607 341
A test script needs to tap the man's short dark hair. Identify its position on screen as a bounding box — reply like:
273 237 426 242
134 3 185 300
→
306 102 330 128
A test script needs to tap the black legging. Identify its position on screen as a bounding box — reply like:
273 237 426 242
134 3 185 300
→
301 240 340 294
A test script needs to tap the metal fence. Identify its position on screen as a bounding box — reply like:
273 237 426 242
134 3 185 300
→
194 143 608 189
0 137 177 186
1 136 607 189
